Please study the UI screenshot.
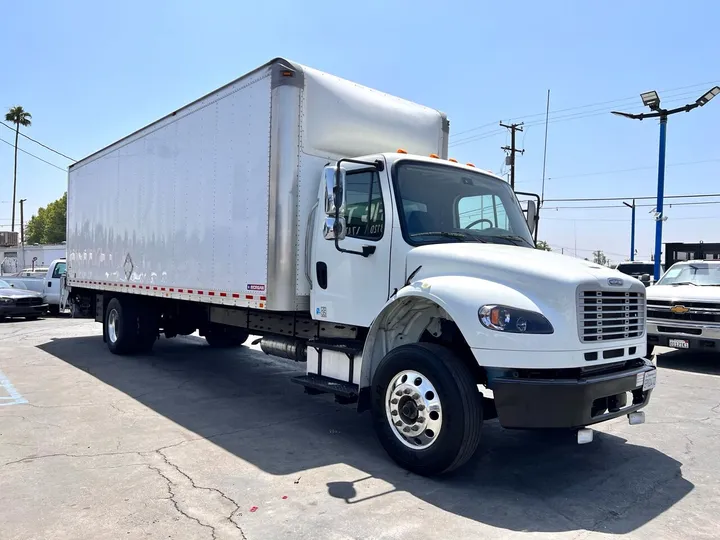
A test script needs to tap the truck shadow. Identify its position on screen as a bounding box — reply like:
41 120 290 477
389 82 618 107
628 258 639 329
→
38 335 693 535
656 350 720 376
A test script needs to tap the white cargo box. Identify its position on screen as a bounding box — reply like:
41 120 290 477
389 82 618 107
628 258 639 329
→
67 58 448 311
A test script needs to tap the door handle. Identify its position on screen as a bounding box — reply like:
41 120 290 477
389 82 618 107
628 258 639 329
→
47 282 52 287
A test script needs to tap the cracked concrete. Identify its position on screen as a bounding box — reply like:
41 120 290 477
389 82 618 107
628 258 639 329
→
1 318 720 539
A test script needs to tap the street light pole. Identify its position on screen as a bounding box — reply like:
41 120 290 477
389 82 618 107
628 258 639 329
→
654 117 667 278
612 85 720 281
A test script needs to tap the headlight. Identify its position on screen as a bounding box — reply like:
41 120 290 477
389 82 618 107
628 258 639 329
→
478 305 554 334
0 298 13 305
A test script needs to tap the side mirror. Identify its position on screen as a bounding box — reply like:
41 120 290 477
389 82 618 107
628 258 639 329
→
526 200 538 235
323 166 346 216
323 166 347 241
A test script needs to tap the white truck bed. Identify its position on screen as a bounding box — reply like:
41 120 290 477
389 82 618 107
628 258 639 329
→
67 58 448 312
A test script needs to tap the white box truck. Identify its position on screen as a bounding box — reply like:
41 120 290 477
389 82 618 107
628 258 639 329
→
66 58 656 475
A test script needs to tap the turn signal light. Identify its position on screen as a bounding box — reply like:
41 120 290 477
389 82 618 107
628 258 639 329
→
397 148 408 154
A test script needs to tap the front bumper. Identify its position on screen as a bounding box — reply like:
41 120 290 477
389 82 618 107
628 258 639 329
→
492 360 655 429
0 303 48 318
647 319 720 351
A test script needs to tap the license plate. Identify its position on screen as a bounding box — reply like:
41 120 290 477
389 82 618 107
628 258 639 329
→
642 370 657 391
668 339 689 349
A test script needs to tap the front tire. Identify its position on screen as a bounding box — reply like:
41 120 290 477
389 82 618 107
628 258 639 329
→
370 343 483 476
645 340 655 359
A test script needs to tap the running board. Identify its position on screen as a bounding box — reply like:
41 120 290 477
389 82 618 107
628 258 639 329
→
291 374 359 404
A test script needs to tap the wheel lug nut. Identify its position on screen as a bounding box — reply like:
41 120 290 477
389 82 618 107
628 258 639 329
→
395 390 402 396
404 388 412 394
417 404 426 411
391 398 398 404
391 410 398 416
417 417 425 423
403 427 411 433
395 421 402 427
412 425 420 431
412 393 420 400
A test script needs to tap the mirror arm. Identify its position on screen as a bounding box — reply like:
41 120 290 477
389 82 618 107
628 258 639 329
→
333 158 384 258
514 190 541 244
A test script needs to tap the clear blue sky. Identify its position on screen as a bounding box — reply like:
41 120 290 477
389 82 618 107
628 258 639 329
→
2 0 718 263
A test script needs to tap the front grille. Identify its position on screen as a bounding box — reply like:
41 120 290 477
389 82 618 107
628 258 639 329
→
578 290 645 342
647 301 720 323
14 297 42 307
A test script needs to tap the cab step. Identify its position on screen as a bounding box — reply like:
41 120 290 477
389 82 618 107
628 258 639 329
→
291 374 359 404
307 338 364 356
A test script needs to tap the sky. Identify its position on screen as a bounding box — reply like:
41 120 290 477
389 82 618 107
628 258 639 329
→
1 0 719 264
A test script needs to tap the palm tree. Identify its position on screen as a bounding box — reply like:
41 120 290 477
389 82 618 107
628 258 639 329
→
5 106 32 233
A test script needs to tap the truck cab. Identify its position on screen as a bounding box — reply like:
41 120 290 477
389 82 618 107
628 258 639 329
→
306 152 655 473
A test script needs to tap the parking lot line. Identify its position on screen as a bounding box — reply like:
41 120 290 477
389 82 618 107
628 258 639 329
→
0 368 28 407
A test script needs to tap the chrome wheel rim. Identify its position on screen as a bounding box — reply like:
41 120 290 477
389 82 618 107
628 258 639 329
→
385 370 443 449
107 309 119 344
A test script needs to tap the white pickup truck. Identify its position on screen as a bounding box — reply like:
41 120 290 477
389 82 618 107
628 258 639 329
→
647 260 720 355
0 259 66 315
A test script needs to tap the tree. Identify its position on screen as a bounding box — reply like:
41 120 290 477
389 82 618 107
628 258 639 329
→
25 193 66 244
592 250 610 266
5 106 32 232
536 240 552 251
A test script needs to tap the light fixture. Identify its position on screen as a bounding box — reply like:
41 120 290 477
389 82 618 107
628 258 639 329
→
640 90 661 110
697 86 720 106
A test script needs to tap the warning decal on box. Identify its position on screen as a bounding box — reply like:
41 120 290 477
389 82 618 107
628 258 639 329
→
247 284 266 292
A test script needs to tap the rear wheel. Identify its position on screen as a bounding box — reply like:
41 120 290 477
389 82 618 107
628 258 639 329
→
370 343 483 476
205 325 249 348
105 297 139 355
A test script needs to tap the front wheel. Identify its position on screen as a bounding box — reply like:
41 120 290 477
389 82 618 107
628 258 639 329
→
370 343 483 476
645 341 655 359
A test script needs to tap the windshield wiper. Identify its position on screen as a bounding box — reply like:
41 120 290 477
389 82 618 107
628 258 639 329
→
475 234 532 247
410 231 484 242
669 281 697 286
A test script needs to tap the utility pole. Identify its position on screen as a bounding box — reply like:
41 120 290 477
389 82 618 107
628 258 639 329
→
500 122 524 190
623 199 636 261
19 199 26 245
19 199 26 270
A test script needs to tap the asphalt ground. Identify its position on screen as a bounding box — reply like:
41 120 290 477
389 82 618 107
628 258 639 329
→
1 317 718 539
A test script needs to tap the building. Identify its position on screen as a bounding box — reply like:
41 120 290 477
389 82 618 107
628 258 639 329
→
664 241 720 269
0 243 66 274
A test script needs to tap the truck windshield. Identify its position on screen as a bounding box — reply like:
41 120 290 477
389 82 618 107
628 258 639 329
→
392 161 534 247
616 263 657 276
656 263 720 286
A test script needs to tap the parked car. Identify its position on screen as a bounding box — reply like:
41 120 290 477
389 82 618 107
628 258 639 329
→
646 260 720 355
0 259 66 314
616 261 664 287
0 279 48 320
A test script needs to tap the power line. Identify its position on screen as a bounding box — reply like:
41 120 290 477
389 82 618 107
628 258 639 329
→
544 192 720 203
450 79 720 141
0 122 75 161
449 90 714 148
545 200 720 210
0 137 67 172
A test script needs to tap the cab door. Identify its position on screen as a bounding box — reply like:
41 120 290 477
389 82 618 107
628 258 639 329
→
310 163 393 327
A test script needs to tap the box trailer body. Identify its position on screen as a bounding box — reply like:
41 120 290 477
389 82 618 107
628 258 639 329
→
67 59 448 314
67 58 655 476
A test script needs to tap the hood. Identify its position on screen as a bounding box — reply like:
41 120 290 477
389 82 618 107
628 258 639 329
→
0 288 43 298
406 243 638 289
647 284 720 303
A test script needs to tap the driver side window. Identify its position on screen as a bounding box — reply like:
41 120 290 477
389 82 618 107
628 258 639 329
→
457 195 509 230
344 171 384 240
